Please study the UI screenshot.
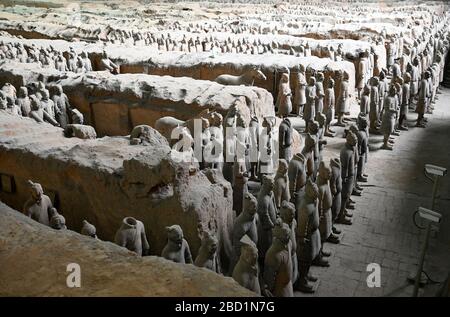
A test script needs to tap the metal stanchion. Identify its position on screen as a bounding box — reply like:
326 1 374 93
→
410 164 446 297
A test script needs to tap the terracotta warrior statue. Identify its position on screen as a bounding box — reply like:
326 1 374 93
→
276 73 292 117
315 72 325 117
356 115 369 183
399 73 411 130
40 90 55 120
301 133 316 181
329 157 346 232
336 71 350 126
16 87 31 117
274 159 291 209
248 115 259 181
81 220 98 239
257 175 278 265
23 180 54 227
232 235 261 295
294 64 307 116
336 131 357 225
369 76 380 133
52 84 72 129
307 121 324 180
304 77 317 131
381 85 398 150
278 117 293 162
317 161 340 245
29 97 59 126
296 180 323 293
231 192 258 273
323 78 336 137
99 50 119 74
416 71 430 128
161 225 193 264
263 219 294 297
114 217 150 256
194 231 220 273
280 201 298 285
288 152 307 207
258 116 276 179
360 84 370 116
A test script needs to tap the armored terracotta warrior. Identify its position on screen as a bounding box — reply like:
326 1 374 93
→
307 121 323 180
296 180 324 293
276 73 292 117
323 78 336 137
80 51 92 72
274 159 290 209
232 192 258 272
278 117 293 162
410 58 420 102
381 85 398 150
416 71 430 128
317 161 340 245
257 175 278 265
369 77 380 133
336 71 350 126
316 113 327 153
398 73 411 130
233 151 249 215
29 97 59 126
195 231 220 273
301 133 316 181
16 87 31 117
288 153 307 207
6 96 21 116
263 219 294 297
280 201 298 284
378 70 389 122
40 90 55 120
315 72 325 117
23 180 54 226
294 64 307 115
357 51 368 99
259 116 276 179
248 115 259 180
81 220 97 239
232 235 261 295
304 77 317 131
348 124 363 197
356 115 369 183
161 225 193 264
329 157 346 231
99 50 119 74
52 84 72 128
337 132 357 225
115 217 150 256
360 84 370 116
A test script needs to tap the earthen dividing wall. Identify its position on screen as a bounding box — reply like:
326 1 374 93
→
0 61 275 137
0 112 235 270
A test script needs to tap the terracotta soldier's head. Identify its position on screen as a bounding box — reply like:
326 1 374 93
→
243 192 258 217
166 225 184 248
277 159 289 175
280 201 295 224
272 219 291 245
346 131 358 147
28 180 43 203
